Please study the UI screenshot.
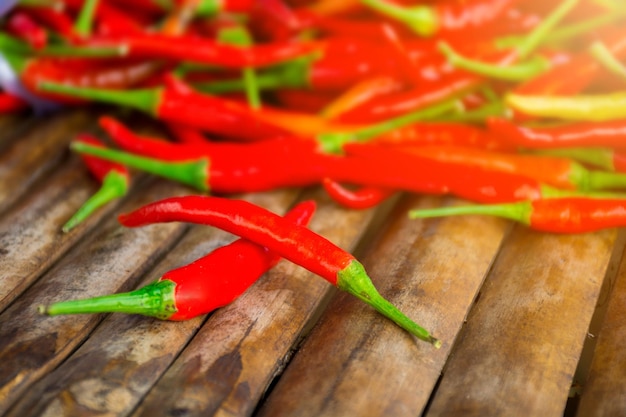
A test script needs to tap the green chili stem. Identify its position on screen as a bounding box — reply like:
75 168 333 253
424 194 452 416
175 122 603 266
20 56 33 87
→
39 82 160 115
195 59 311 94
515 0 580 60
359 0 437 36
39 280 177 320
218 25 261 109
74 0 100 37
70 142 210 192
590 41 626 80
62 170 129 233
318 98 461 153
438 43 551 81
337 260 441 347
408 201 533 225
566 160 626 191
437 0 578 81
196 0 222 16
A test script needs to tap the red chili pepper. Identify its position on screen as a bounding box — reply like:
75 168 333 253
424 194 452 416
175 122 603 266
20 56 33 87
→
335 143 592 203
334 71 479 123
408 197 626 234
322 178 393 209
525 148 626 175
70 129 327 194
398 144 626 192
114 195 440 346
62 134 130 233
487 117 626 150
5 10 48 49
42 200 316 319
17 56 164 104
0 92 28 113
320 76 404 120
372 121 507 150
40 81 291 141
76 32 320 68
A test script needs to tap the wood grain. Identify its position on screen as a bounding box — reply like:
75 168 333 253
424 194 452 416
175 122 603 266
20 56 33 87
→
575 242 626 417
0 179 190 415
0 157 136 313
426 225 619 417
0 110 95 214
255 195 511 417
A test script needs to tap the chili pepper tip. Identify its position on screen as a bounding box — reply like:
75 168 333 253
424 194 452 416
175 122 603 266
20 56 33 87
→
337 259 440 347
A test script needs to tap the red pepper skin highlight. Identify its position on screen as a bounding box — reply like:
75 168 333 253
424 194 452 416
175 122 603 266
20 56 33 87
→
409 198 626 234
487 117 626 150
322 178 393 209
43 200 315 320
117 195 440 346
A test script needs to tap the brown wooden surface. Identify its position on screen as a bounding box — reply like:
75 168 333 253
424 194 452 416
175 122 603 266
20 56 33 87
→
0 112 625 417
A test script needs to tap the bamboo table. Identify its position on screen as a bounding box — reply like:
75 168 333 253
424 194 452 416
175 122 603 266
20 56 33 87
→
0 109 625 417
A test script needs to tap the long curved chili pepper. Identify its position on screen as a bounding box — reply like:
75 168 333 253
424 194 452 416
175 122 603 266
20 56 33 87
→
333 73 479 123
322 178 393 209
398 144 626 192
69 135 327 194
69 33 320 69
194 37 429 94
506 91 626 122
62 134 130 233
335 143 600 203
115 195 441 346
320 76 404 120
408 197 626 234
42 200 316 320
373 121 506 150
487 117 626 149
39 81 290 141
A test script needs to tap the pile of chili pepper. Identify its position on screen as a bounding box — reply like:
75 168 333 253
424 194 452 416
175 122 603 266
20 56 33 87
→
3 0 625 347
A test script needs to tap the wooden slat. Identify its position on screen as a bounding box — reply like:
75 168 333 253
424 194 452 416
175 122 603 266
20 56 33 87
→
129 188 384 417
4 188 305 417
425 225 620 417
0 156 137 313
575 241 626 416
0 180 190 415
0 110 95 214
256 195 511 417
